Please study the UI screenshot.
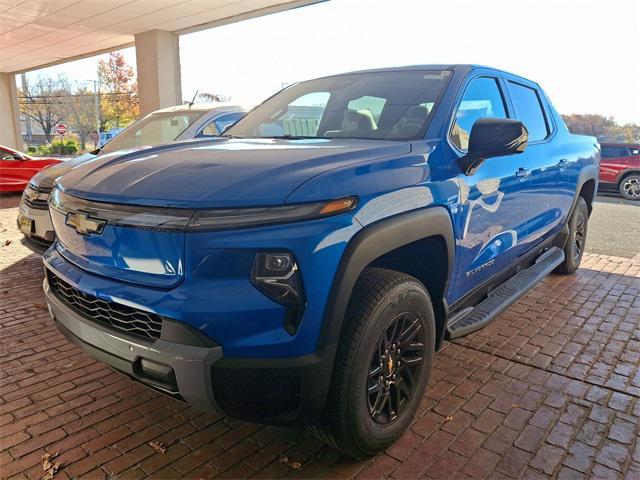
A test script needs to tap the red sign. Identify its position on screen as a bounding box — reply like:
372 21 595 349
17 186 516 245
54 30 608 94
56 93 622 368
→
55 124 67 135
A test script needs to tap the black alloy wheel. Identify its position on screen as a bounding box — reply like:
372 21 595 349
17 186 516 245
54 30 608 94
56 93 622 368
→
311 268 435 459
573 207 586 263
367 312 425 424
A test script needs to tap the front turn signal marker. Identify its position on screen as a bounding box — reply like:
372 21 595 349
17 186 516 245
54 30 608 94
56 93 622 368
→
319 196 358 215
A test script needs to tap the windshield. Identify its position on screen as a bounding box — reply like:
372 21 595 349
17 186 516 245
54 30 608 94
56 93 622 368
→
225 70 452 141
101 111 206 153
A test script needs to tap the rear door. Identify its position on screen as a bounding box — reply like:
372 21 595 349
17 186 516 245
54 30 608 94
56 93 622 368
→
503 78 573 245
448 75 533 301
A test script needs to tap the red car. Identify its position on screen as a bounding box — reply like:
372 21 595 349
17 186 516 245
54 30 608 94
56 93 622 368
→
598 142 640 201
0 145 62 192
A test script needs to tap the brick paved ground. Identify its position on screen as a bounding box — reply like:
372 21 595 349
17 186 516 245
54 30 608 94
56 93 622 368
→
1 193 639 480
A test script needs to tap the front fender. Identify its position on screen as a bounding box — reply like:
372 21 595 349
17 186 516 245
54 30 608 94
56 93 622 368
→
318 206 455 351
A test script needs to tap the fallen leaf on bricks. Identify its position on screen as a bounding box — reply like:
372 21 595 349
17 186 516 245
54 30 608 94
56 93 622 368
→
149 441 166 454
34 303 48 310
444 415 453 422
279 456 302 469
41 452 61 480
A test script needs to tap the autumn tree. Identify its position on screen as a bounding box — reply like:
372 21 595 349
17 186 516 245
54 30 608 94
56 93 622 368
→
97 52 139 130
58 76 98 150
562 114 640 142
197 92 228 103
19 75 66 143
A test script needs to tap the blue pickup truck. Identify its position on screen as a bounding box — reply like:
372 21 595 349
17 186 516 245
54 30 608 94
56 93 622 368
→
44 65 599 458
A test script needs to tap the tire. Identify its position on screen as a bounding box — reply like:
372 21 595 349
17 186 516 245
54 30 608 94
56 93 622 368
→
555 196 589 274
311 268 435 459
619 173 640 201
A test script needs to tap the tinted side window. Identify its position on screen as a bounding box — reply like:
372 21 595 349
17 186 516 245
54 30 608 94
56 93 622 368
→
601 146 622 158
451 77 508 151
508 82 549 141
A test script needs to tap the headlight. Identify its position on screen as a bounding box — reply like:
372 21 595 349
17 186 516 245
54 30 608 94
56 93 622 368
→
187 196 357 231
251 252 304 307
50 187 357 232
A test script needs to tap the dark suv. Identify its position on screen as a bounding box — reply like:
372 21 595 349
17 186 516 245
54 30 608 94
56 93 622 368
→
44 65 599 458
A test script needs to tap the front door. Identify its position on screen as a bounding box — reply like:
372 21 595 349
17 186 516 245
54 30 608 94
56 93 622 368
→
448 76 533 303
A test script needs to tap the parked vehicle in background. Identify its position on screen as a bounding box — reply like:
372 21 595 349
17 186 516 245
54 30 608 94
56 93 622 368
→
98 128 124 148
598 142 640 200
0 146 61 192
43 65 598 458
17 104 247 244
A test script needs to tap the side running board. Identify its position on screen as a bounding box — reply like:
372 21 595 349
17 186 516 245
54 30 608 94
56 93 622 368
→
447 247 565 339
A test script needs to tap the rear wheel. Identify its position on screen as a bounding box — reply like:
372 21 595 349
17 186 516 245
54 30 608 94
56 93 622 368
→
555 196 588 274
619 173 640 201
312 268 435 459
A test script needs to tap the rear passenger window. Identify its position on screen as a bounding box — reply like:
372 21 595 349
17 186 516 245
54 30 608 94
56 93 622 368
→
451 77 508 151
602 146 623 158
508 82 549 141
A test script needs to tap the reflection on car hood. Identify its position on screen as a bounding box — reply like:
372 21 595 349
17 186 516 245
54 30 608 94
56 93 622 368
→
58 138 411 208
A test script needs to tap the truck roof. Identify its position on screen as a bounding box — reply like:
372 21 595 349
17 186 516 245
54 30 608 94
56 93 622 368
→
313 64 539 88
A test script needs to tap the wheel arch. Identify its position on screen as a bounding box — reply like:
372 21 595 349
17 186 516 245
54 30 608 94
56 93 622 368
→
319 206 455 353
575 164 599 215
617 169 640 187
554 164 598 250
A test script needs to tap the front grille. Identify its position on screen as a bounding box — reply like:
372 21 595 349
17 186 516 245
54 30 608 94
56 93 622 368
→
24 197 49 210
23 185 51 210
47 271 162 341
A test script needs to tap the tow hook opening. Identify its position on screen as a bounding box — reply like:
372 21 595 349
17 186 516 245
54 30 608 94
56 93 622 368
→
133 357 178 392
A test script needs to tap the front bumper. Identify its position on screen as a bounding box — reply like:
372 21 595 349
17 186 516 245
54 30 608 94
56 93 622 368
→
18 203 55 243
45 275 223 412
44 270 335 425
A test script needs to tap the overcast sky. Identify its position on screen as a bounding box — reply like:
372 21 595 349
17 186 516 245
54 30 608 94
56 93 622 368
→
23 0 640 124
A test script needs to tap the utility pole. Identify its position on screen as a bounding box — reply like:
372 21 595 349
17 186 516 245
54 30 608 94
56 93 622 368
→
21 73 32 142
92 79 100 134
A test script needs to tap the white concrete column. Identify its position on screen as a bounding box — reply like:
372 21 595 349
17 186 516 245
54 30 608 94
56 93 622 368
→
0 72 23 150
134 30 182 115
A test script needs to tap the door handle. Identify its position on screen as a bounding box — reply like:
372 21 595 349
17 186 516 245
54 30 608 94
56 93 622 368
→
558 159 568 172
515 167 530 180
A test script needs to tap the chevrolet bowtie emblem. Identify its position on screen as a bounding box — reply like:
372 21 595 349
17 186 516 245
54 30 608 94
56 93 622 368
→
65 211 106 236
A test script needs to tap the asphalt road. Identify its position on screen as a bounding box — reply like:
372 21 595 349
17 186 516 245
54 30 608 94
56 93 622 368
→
585 194 640 259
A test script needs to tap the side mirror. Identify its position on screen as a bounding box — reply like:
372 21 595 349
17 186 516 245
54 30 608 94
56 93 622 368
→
13 153 26 160
457 118 528 175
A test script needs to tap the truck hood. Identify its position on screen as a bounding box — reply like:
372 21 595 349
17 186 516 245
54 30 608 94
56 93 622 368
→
57 138 411 208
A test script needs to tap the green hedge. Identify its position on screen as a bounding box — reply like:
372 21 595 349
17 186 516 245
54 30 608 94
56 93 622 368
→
36 140 79 156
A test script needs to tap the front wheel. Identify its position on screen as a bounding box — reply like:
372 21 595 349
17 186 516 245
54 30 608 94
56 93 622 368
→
312 268 435 459
619 173 640 201
555 196 589 274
